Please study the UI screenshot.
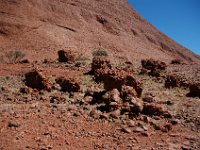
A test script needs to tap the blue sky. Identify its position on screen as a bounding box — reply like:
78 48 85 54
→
128 0 200 55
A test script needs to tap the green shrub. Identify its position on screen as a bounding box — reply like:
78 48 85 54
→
5 50 25 64
92 50 108 57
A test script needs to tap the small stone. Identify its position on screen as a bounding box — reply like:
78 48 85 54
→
152 116 160 120
110 110 121 119
141 131 149 137
169 118 179 125
128 120 136 127
181 146 191 150
84 96 93 103
121 127 132 134
133 127 144 132
99 114 109 120
143 96 154 103
8 122 20 128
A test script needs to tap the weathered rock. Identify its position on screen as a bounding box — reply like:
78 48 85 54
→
130 101 144 114
133 126 145 132
128 120 136 127
8 122 20 128
20 59 30 64
121 98 143 115
165 75 180 88
49 95 66 104
143 96 155 103
187 82 200 98
121 127 132 134
58 50 76 63
148 69 161 77
171 59 182 64
142 103 166 116
102 89 121 105
139 68 148 75
55 77 80 92
141 59 166 71
25 69 52 91
161 123 172 132
165 75 190 88
141 59 166 77
96 68 143 97
20 86 33 94
91 56 111 75
121 85 137 101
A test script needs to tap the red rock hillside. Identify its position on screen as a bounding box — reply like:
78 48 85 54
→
0 0 199 64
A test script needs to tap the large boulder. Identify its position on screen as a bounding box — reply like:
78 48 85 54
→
142 103 169 117
55 77 80 92
58 50 76 63
187 82 200 98
102 89 122 111
91 56 111 74
94 67 143 97
25 69 52 91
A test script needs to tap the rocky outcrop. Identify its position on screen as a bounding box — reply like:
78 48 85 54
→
91 56 112 75
58 50 76 63
141 59 167 77
187 82 200 98
24 69 52 91
165 75 190 88
55 76 80 92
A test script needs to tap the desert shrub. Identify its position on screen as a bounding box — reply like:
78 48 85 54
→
92 50 108 57
75 54 89 61
5 50 25 64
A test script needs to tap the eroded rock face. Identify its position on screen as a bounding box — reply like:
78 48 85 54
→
25 69 52 91
55 77 80 92
188 83 200 98
58 50 76 63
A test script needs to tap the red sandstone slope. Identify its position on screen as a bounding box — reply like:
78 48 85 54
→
0 0 199 63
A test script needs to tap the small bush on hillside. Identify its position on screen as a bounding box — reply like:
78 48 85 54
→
92 50 108 57
5 50 26 64
75 54 89 62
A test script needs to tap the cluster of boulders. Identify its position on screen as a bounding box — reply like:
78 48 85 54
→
91 56 143 97
24 50 82 93
24 69 81 93
86 56 171 119
140 59 166 77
